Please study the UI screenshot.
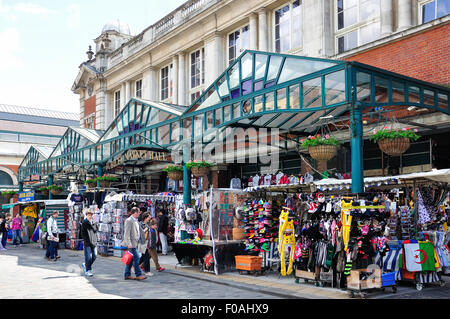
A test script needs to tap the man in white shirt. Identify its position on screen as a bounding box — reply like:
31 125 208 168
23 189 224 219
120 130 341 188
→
46 211 60 261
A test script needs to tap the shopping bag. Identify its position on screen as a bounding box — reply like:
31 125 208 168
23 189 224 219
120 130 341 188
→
121 251 133 265
7 230 12 239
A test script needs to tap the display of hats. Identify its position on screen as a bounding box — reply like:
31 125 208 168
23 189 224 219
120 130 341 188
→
185 208 196 221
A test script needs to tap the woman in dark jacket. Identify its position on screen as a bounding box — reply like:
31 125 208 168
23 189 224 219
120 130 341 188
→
80 209 98 277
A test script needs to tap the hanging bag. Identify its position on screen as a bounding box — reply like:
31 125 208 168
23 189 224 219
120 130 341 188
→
121 250 133 265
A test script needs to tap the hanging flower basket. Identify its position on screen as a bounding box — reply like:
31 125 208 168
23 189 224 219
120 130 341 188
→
38 187 49 196
185 161 213 177
301 134 342 161
96 175 119 188
370 127 420 156
377 138 411 156
1 191 16 201
308 145 338 161
163 165 184 181
84 179 97 188
48 185 64 195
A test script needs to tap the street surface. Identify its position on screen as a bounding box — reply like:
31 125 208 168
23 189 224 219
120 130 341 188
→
0 244 448 299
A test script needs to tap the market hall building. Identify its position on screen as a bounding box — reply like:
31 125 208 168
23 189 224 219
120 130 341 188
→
14 0 450 295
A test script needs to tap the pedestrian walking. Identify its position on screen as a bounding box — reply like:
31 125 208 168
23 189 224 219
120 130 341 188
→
11 213 23 247
121 207 147 281
80 209 98 277
149 218 165 272
0 214 9 250
138 212 153 276
158 210 169 255
46 211 60 261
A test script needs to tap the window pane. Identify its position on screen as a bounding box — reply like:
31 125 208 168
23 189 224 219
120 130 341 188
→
232 102 241 119
422 1 436 23
437 0 450 18
303 77 322 108
217 75 229 97
392 81 405 103
289 84 300 109
206 111 213 130
325 70 346 105
360 22 380 45
183 118 192 140
171 121 180 143
254 95 263 112
343 6 358 28
266 56 283 81
215 108 222 126
228 63 240 88
292 1 302 48
265 92 275 110
338 30 357 53
241 25 249 50
424 89 435 106
194 116 203 137
242 79 252 95
224 105 231 122
375 76 389 103
277 88 287 109
437 93 448 110
242 100 252 115
255 54 268 79
408 86 420 103
357 72 371 102
241 52 253 79
360 0 380 20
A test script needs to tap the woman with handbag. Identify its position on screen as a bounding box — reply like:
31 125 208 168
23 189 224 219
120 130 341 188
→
46 211 60 261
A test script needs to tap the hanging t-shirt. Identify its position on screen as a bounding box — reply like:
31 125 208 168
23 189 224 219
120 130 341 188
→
289 176 299 184
264 175 272 186
230 178 242 189
247 177 253 187
70 193 83 203
252 175 260 187
271 175 277 185
276 172 284 184
279 174 289 185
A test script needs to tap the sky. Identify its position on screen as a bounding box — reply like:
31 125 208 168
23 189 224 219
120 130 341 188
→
0 0 187 114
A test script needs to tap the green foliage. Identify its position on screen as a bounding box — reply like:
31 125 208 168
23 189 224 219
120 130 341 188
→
185 160 213 170
84 179 97 184
163 165 183 173
96 175 119 182
37 187 48 192
2 191 17 195
300 134 342 149
47 185 63 191
369 127 420 143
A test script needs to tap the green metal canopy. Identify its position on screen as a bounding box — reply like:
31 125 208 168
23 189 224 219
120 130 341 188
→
18 50 450 193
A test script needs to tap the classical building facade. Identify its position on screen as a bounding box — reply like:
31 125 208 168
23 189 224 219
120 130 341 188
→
72 0 449 132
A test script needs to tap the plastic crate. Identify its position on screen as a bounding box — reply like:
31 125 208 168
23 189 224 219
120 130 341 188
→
382 271 396 287
235 255 262 271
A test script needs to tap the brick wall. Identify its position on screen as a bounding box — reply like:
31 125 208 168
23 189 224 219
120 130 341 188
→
343 23 450 86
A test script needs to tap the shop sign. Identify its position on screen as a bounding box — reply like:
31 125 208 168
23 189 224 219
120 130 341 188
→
18 191 35 202
106 150 169 170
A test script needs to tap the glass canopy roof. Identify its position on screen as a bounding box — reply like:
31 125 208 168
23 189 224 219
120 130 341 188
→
18 50 450 182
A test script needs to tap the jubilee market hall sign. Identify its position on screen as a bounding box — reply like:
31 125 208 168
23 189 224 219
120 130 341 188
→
106 150 169 170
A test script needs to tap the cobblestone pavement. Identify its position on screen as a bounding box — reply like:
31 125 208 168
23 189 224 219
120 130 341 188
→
0 244 283 299
0 244 448 299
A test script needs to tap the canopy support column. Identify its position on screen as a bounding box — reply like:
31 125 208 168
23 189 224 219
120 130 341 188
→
182 144 191 206
351 101 364 194
97 164 104 188
48 175 53 200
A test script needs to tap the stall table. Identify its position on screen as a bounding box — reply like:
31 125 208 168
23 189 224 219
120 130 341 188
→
172 240 246 274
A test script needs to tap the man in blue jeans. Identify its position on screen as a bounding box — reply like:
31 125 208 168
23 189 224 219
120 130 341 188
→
121 207 147 281
80 209 98 277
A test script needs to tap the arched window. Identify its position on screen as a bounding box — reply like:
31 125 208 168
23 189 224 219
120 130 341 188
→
0 171 13 185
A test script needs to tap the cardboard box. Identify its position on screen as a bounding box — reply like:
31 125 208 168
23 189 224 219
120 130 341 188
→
235 255 262 271
347 268 382 290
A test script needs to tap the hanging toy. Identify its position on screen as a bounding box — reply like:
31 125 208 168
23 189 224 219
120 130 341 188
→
278 207 296 276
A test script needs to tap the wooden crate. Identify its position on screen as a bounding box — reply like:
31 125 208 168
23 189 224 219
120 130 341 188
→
347 268 382 290
235 255 262 271
295 269 318 280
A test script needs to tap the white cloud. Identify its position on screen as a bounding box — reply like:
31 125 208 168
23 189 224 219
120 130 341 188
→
66 4 81 29
14 2 56 15
0 28 23 70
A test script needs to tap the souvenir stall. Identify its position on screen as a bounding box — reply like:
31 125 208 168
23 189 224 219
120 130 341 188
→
103 192 178 257
171 188 248 275
311 170 450 292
